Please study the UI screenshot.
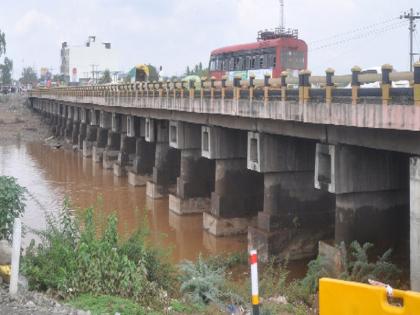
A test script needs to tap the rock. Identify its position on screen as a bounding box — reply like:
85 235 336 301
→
26 300 36 308
0 240 12 264
18 275 29 291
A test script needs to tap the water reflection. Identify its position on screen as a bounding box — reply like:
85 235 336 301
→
0 142 246 262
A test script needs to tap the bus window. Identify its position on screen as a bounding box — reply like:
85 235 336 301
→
251 56 256 69
281 48 305 69
229 58 234 71
259 55 264 69
273 55 276 68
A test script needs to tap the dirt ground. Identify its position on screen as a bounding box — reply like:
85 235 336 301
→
0 94 50 145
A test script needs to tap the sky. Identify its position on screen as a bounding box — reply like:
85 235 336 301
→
0 0 419 79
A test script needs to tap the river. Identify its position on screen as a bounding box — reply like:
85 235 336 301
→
0 141 247 262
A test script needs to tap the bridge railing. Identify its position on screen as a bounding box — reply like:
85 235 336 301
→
30 63 420 107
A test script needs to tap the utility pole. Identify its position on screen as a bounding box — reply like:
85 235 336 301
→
401 8 420 71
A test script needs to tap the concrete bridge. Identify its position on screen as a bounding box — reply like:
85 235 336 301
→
29 63 420 289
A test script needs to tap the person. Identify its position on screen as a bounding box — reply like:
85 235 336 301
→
158 66 165 82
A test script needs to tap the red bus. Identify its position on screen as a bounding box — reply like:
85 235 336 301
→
208 28 307 80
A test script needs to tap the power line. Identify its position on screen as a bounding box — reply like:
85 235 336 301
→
310 21 406 52
308 16 400 45
400 8 420 71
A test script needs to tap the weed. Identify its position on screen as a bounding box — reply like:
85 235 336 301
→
0 176 26 240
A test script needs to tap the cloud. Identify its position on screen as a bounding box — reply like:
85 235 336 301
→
15 10 57 35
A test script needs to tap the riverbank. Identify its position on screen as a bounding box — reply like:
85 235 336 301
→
0 94 50 145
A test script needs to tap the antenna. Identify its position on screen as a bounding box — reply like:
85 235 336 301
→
279 0 285 29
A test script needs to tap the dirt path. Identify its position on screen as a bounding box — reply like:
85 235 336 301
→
0 94 51 145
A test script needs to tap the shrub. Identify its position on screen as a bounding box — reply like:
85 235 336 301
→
0 176 26 240
22 201 174 309
179 255 243 307
300 241 401 295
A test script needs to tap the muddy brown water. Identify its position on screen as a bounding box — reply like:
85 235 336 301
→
0 141 247 262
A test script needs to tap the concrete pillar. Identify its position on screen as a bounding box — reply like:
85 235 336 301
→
410 157 420 291
202 126 263 236
247 133 335 262
92 110 111 163
168 121 215 215
71 107 80 147
315 144 408 249
114 115 137 177
83 109 99 158
127 117 156 186
146 120 181 199
64 106 73 141
77 108 88 151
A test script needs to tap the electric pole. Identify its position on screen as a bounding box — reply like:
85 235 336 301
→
400 8 420 71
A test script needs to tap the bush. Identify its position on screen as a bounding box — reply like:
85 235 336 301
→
0 176 26 240
300 241 401 295
22 201 174 309
179 255 243 306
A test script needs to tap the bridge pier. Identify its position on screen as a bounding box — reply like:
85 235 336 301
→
113 115 136 177
146 119 180 199
127 117 155 186
315 144 408 249
202 126 263 236
93 111 111 163
168 121 215 215
71 107 80 148
77 108 88 151
410 157 420 291
247 133 335 262
83 109 99 158
64 106 73 142
103 113 124 169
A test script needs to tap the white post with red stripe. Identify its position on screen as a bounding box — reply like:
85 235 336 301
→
249 249 260 315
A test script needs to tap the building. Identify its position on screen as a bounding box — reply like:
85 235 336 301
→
60 36 119 84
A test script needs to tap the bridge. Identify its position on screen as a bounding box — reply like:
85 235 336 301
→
29 63 420 289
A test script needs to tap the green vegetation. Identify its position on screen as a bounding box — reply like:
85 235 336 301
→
301 241 401 295
0 176 26 240
98 69 112 84
21 197 401 314
69 294 149 315
20 67 38 87
0 29 5 57
22 202 174 311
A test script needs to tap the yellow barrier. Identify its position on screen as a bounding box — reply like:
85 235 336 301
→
319 278 420 315
0 264 11 282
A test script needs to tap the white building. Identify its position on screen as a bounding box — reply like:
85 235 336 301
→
60 36 119 83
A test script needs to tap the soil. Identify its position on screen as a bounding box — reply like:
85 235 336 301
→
0 283 88 315
0 94 50 145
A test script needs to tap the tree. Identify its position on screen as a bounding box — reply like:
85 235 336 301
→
183 62 209 77
147 64 158 81
0 29 5 58
0 176 26 241
20 67 38 87
98 69 112 84
1 57 13 85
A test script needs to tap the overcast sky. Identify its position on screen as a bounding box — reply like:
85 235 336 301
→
1 0 419 78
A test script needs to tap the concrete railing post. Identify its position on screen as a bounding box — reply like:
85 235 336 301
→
351 66 361 105
189 79 195 99
299 70 311 105
200 77 206 100
280 71 287 102
210 77 216 100
249 74 255 101
325 68 335 105
221 76 227 99
263 74 270 103
381 64 393 106
234 75 241 100
414 62 420 106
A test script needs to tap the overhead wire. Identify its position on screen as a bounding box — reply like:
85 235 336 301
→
309 20 406 52
308 16 400 45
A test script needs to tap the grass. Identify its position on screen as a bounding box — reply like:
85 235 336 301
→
68 294 150 315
